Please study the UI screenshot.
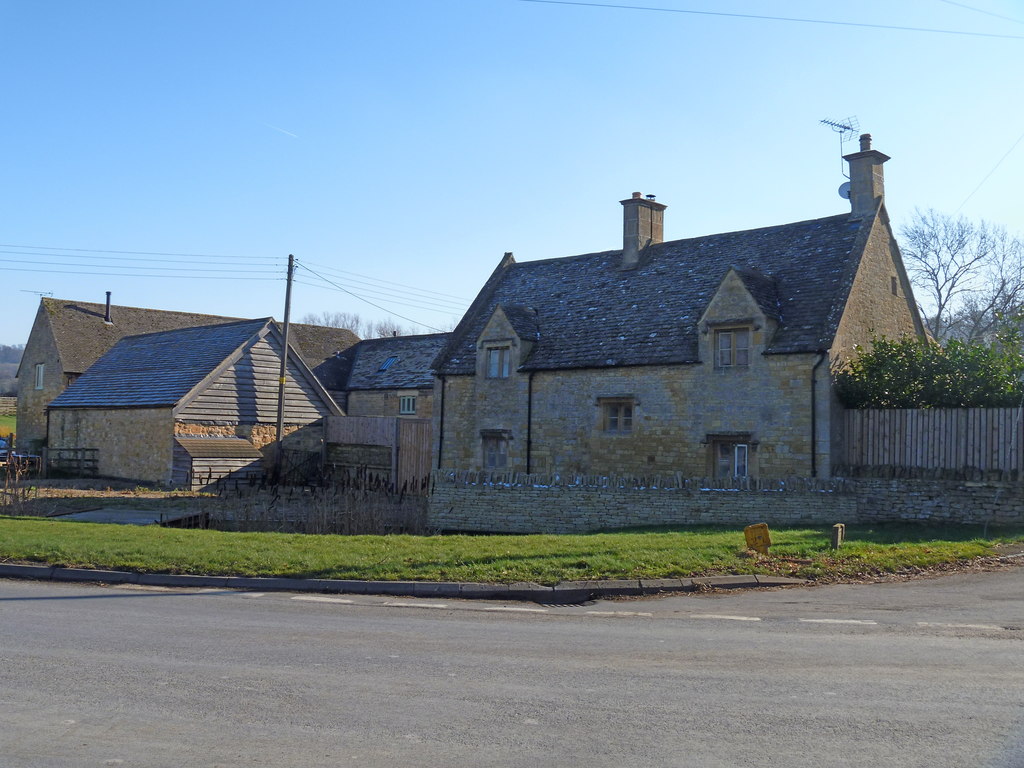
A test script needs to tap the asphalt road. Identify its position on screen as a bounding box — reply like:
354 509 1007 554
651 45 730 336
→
1 568 1022 768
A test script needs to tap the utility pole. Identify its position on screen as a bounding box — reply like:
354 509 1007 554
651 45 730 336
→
273 254 295 484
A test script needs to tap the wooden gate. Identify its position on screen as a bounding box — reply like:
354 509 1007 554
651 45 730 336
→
325 417 432 494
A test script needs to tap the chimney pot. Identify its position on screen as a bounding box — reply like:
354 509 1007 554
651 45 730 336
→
859 133 872 151
631 191 642 199
104 291 112 323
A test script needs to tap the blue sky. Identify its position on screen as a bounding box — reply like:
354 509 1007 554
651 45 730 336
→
2 0 1022 346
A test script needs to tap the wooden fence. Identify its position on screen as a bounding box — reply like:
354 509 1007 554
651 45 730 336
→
325 416 433 494
843 407 1024 472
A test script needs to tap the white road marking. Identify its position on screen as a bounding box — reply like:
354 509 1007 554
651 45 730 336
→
482 606 549 613
383 601 449 609
916 622 1004 631
292 595 355 605
690 614 762 622
799 618 878 625
585 611 653 617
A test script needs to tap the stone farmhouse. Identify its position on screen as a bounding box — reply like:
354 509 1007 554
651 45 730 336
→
432 134 926 479
46 318 340 487
16 295 358 453
332 333 450 420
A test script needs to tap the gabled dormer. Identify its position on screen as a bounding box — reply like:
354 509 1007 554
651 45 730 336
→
698 268 781 368
475 304 538 379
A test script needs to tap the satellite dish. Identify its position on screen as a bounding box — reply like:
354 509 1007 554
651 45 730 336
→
838 181 851 200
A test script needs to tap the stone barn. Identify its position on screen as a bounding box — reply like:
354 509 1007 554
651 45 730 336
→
46 318 341 487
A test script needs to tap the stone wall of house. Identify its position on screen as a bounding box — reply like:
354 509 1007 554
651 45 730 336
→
427 472 1024 533
436 271 839 478
346 388 433 420
16 306 64 452
438 354 832 479
49 408 175 484
831 217 923 364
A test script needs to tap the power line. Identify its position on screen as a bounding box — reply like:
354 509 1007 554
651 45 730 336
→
300 258 472 302
2 266 280 280
516 0 1024 39
0 257 279 274
955 127 1024 213
935 0 1024 26
292 266 469 310
294 272 466 315
295 263 449 332
0 248 282 268
0 243 280 260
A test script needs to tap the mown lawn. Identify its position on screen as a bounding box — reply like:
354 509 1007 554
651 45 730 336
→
0 414 15 437
1 516 1020 584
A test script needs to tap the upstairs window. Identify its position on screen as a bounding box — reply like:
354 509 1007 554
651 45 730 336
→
486 347 511 378
398 395 416 415
600 398 634 434
715 328 750 368
34 363 45 390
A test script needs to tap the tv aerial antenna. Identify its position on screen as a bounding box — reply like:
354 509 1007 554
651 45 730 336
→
20 290 53 297
820 116 860 199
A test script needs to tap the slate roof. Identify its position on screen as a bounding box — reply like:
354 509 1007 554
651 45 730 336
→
39 298 240 376
336 333 450 390
435 213 869 375
34 297 359 377
48 319 273 408
175 437 263 459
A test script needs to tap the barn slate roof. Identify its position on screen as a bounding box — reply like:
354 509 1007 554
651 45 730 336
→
435 212 869 375
35 297 358 376
336 333 450 390
175 437 263 459
48 318 273 409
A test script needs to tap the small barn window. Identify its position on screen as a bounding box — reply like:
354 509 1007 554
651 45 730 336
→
34 363 45 390
399 395 416 415
600 398 634 433
891 276 899 296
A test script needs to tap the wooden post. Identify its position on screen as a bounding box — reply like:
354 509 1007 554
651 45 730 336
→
831 523 845 549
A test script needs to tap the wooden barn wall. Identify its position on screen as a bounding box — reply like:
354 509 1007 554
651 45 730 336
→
179 337 330 424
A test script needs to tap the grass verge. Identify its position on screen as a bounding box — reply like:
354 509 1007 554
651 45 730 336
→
1 516 1021 584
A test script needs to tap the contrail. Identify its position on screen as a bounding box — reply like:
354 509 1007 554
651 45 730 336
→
263 123 298 139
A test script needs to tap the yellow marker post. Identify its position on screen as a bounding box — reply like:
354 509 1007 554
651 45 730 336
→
744 523 772 555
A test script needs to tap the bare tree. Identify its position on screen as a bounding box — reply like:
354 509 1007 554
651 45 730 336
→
900 209 1024 342
369 317 413 338
300 311 365 336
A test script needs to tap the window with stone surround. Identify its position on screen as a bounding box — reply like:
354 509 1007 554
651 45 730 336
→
481 431 510 468
599 397 634 434
398 395 416 415
485 346 511 378
34 363 44 390
715 328 750 368
707 435 755 478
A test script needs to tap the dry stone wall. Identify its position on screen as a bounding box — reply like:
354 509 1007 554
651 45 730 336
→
427 471 1024 533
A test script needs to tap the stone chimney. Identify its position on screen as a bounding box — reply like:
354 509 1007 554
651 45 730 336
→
620 192 667 269
842 133 890 219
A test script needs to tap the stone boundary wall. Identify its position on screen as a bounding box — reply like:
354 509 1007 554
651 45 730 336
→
0 397 15 416
426 470 1024 533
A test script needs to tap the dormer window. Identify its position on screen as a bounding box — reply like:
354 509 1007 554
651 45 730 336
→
486 346 511 378
715 328 750 368
379 356 398 372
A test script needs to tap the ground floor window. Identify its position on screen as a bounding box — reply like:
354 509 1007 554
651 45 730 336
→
708 437 753 478
482 433 509 469
399 395 416 415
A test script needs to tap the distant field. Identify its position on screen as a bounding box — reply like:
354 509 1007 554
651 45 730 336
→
0 414 15 437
